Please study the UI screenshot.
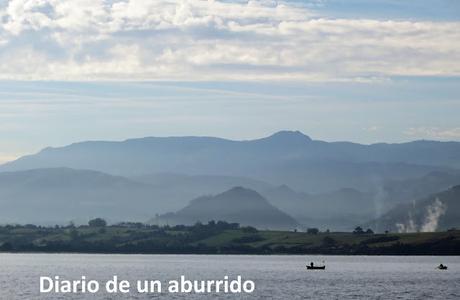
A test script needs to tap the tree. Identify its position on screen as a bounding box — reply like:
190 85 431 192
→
366 228 374 234
88 218 107 227
353 226 364 234
307 228 319 235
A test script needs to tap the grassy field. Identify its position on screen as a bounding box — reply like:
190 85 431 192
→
196 229 460 252
1 223 459 255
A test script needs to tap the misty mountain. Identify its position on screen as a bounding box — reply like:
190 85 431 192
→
263 170 460 230
133 173 272 199
0 168 276 225
368 185 460 233
261 185 375 231
0 168 162 224
2 167 458 230
1 131 457 193
377 171 460 209
154 187 298 230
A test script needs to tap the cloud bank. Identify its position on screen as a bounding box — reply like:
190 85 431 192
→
0 0 459 81
404 127 460 141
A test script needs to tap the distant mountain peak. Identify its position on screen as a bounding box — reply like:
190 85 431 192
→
157 186 298 230
273 184 299 194
263 130 312 143
278 184 292 190
224 186 258 195
270 130 311 139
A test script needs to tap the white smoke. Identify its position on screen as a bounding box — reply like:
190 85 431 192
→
396 198 447 233
396 212 418 233
420 198 446 232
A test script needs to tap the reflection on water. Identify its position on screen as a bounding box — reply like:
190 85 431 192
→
0 254 459 299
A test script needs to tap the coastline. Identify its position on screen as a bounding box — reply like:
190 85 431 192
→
2 223 459 256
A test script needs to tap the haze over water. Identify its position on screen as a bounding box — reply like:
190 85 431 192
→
1 254 459 299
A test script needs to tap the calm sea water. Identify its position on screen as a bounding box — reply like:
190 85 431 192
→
0 254 459 299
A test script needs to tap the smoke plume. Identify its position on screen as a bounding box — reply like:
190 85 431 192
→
396 212 418 233
420 198 446 232
396 198 446 233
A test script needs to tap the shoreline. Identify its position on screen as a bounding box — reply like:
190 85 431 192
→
1 223 459 256
1 251 460 256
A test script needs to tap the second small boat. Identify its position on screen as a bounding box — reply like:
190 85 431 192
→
437 264 448 270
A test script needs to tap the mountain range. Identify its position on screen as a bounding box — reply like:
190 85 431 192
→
0 168 156 224
0 131 459 231
2 131 458 193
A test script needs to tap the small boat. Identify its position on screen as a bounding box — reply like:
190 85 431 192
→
437 264 448 270
306 265 326 270
306 262 326 270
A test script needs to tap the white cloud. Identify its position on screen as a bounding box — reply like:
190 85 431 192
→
363 125 380 132
0 152 20 164
0 0 459 81
403 127 460 140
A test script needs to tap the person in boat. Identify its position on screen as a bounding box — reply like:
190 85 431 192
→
310 262 314 268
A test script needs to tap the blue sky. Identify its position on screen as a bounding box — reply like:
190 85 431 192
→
303 0 460 21
0 0 459 163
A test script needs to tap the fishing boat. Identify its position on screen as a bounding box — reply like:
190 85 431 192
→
437 264 448 270
306 262 326 270
306 265 326 270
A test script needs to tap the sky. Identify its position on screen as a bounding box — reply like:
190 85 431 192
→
0 0 459 163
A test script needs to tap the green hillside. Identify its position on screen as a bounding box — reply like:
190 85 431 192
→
1 221 459 255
